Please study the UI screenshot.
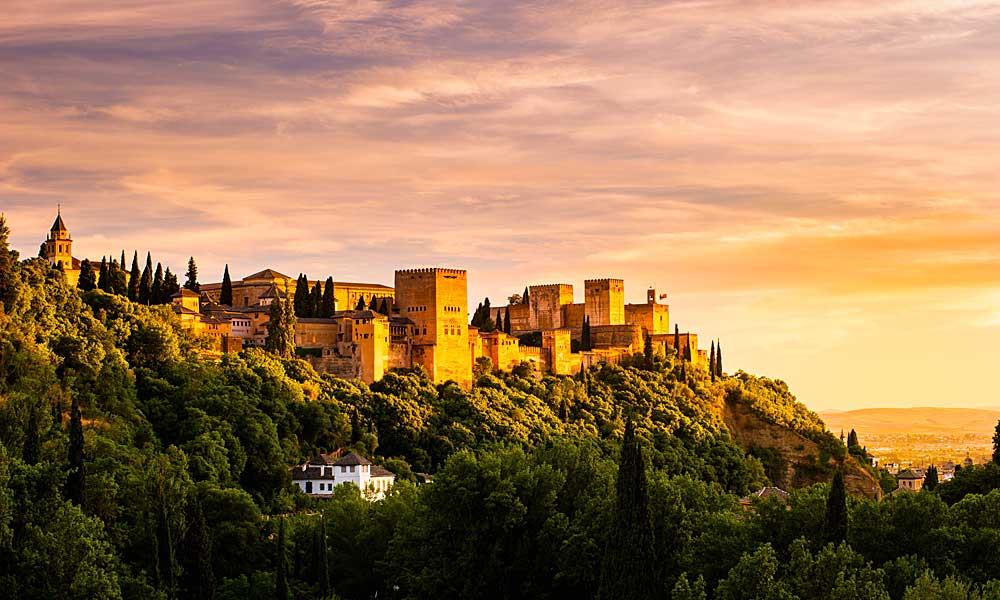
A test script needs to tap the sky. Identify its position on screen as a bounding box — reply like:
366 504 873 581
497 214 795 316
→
2 0 999 411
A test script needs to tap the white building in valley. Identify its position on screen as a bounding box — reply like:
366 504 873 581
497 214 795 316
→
291 452 395 501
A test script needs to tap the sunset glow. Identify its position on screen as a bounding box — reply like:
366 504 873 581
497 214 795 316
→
3 0 1000 410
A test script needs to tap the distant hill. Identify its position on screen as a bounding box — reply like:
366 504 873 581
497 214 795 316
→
819 407 1000 436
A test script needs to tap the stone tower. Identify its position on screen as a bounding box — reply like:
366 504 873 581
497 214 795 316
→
585 278 624 326
394 268 472 387
43 209 73 269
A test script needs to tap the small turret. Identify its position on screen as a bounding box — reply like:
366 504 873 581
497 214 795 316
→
43 207 73 269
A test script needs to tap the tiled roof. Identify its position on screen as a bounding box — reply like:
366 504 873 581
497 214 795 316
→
334 452 372 466
50 213 68 232
897 469 923 480
244 268 292 281
334 281 393 290
371 466 395 478
172 288 200 298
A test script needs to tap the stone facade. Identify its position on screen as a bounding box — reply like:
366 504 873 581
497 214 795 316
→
585 278 625 326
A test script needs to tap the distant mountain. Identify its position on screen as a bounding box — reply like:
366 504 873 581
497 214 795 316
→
819 407 1000 436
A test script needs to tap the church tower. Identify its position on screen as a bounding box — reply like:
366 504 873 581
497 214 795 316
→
43 208 73 269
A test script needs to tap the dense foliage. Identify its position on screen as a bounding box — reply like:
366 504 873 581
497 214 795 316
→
2 216 1000 599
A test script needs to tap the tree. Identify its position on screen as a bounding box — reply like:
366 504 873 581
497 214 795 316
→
709 341 716 382
495 309 503 331
369 295 379 312
151 263 164 304
379 297 390 315
824 469 848 544
355 296 366 311
847 429 859 448
316 512 330 598
0 214 14 309
993 420 1000 465
179 494 216 600
643 334 653 368
924 465 939 491
139 252 153 304
220 264 233 306
98 257 110 292
310 281 323 316
265 287 296 358
184 257 199 292
597 419 655 600
582 316 592 351
716 341 723 376
321 277 335 317
128 251 140 301
294 274 310 317
523 286 530 307
504 306 511 334
67 395 86 506
110 259 127 295
275 517 290 600
684 341 692 362
77 258 97 291
674 324 680 357
672 573 707 600
162 267 180 302
120 250 126 270
23 402 40 465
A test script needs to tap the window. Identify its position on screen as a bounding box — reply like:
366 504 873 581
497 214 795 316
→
350 465 356 473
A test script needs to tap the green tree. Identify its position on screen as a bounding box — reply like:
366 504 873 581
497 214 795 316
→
674 324 680 357
77 258 97 292
369 295 379 312
179 494 216 600
220 265 233 306
993 420 1000 465
355 296 366 311
379 297 390 315
151 262 164 304
503 306 511 334
715 543 790 600
643 334 653 368
128 251 140 301
321 277 335 317
847 429 859 448
716 341 723 376
184 257 199 292
110 260 127 295
66 395 85 506
139 252 153 304
582 316 592 351
824 470 847 544
98 257 111 292
924 465 939 491
495 309 503 331
311 281 323 316
265 289 296 358
684 341 692 362
709 340 716 382
162 267 180 302
294 274 310 317
0 214 14 309
316 512 330 598
598 419 655 600
275 517 289 600
673 573 707 600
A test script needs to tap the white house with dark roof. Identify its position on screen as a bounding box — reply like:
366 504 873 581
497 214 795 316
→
291 452 395 501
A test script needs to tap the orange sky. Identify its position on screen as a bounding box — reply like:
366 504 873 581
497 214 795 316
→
2 0 999 410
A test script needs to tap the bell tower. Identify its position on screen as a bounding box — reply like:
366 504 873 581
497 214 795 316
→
44 207 73 269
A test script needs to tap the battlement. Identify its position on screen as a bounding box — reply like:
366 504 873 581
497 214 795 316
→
396 267 467 276
529 283 573 290
584 278 624 285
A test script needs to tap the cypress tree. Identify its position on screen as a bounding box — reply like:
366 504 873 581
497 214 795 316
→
471 302 484 327
128 251 140 301
120 250 126 271
321 277 335 317
674 324 680 357
151 263 164 304
680 359 686 383
66 395 85 506
709 341 716 382
98 257 110 292
582 316 592 351
523 286 530 307
184 257 199 292
716 341 723 377
684 342 692 362
311 281 323 316
368 294 379 312
847 429 859 448
597 418 655 600
162 267 180 302
355 296 366 311
672 573 707 600
503 306 511 334
110 259 127 295
993 420 1000 465
379 297 390 315
77 258 97 291
316 512 330 597
220 265 233 306
265 287 296 357
275 518 290 600
294 274 310 317
495 310 503 331
643 334 653 368
824 470 848 544
139 252 153 304
180 494 216 600
0 214 14 310
924 465 939 491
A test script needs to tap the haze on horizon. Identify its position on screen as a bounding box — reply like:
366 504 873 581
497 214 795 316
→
2 0 999 411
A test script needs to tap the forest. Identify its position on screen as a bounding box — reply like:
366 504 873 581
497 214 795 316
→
3 215 1000 600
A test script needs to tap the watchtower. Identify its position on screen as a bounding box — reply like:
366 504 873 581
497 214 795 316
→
394 268 471 387
584 278 624 326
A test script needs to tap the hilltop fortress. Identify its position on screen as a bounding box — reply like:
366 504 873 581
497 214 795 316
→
41 212 708 387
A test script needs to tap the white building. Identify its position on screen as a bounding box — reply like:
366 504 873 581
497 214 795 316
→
291 452 395 501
